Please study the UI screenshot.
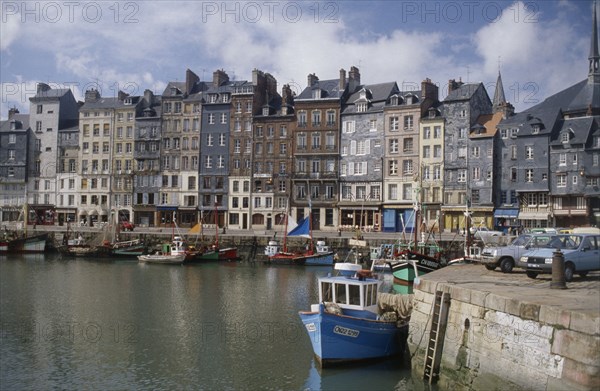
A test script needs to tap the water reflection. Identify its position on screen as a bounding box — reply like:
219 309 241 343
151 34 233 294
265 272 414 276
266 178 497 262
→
1 256 419 390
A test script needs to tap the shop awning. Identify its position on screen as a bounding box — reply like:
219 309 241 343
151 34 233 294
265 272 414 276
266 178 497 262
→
494 209 519 218
78 210 87 215
518 212 549 220
157 206 178 211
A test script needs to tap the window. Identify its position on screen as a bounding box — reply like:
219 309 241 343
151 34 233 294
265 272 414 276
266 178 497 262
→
311 110 321 126
389 139 399 154
8 134 16 143
526 169 533 182
404 115 413 129
561 132 569 143
8 149 15 159
390 117 399 131
208 113 215 124
501 129 508 138
434 145 442 158
37 104 43 114
572 175 578 185
472 146 480 158
388 184 398 200
388 160 398 175
343 121 355 133
220 113 227 124
511 167 517 181
511 145 517 159
423 127 431 139
559 154 566 166
312 133 321 149
326 110 336 125
557 174 566 187
403 138 413 152
458 169 467 182
402 184 412 200
434 126 441 139
298 111 307 126
472 167 480 181
402 160 413 175
458 128 467 139
526 146 533 159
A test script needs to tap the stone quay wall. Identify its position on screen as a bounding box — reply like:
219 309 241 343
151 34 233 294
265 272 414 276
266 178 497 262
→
407 266 599 391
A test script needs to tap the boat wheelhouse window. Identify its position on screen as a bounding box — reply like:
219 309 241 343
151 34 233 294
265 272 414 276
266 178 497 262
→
334 283 347 305
365 284 376 307
349 285 361 305
321 282 333 302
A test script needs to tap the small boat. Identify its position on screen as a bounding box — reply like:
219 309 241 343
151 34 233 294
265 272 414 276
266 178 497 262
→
298 264 405 367
108 239 147 257
268 214 334 266
137 252 185 264
7 233 49 254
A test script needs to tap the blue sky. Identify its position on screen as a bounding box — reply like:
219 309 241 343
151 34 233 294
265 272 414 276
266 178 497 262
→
0 1 596 119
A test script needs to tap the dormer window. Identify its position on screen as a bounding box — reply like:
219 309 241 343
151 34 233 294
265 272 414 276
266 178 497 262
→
390 95 399 106
312 89 321 99
428 108 436 119
532 125 540 134
221 94 230 103
357 102 368 112
209 94 218 103
262 107 270 116
561 129 572 143
124 98 132 105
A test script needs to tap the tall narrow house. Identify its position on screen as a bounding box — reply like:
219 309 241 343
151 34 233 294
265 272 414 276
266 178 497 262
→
28 83 79 225
293 69 349 231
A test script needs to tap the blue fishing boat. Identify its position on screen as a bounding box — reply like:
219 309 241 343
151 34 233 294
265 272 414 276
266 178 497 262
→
298 266 405 367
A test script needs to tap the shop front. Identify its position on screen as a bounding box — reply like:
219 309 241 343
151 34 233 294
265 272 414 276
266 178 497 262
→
28 204 55 225
339 207 380 232
133 205 156 227
382 207 415 233
493 208 519 234
55 208 77 226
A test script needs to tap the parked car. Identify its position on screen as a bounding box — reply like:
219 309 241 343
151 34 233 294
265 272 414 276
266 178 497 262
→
518 234 600 281
120 221 135 231
470 227 504 241
479 233 556 273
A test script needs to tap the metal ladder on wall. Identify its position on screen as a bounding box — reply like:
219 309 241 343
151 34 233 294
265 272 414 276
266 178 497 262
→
423 290 451 384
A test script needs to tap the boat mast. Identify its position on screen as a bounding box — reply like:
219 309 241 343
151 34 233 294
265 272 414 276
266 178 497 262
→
282 198 290 253
308 197 314 254
214 202 219 249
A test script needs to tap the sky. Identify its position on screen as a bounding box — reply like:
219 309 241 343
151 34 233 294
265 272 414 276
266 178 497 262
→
0 0 596 120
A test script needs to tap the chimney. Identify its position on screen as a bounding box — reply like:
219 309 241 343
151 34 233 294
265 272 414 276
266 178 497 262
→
421 78 439 102
84 88 101 103
144 89 154 105
447 79 463 93
266 73 277 96
118 90 129 101
339 68 346 90
36 82 51 95
348 66 361 92
307 73 319 87
185 69 200 95
8 107 19 119
213 69 229 87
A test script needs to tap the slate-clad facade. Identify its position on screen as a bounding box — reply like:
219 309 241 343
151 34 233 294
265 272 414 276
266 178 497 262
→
0 110 29 222
339 78 398 232
442 80 493 232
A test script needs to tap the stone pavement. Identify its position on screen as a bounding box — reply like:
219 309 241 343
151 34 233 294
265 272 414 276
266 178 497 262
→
416 263 600 334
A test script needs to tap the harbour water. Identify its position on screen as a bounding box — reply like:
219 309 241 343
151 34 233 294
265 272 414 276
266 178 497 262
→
0 253 427 390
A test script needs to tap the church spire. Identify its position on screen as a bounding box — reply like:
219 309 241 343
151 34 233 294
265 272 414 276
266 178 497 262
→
492 71 506 111
590 0 600 83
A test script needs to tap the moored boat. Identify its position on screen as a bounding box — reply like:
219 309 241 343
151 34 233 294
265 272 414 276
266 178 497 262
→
298 266 405 367
137 252 185 264
8 233 49 254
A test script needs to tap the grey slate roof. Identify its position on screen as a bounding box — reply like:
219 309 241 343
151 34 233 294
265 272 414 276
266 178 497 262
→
0 114 30 132
343 82 399 113
550 117 596 145
444 83 481 102
81 97 130 110
296 78 345 100
30 88 71 100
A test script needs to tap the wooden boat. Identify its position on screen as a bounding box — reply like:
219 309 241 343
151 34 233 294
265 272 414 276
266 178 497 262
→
7 233 49 254
298 265 405 367
137 252 185 264
268 210 334 266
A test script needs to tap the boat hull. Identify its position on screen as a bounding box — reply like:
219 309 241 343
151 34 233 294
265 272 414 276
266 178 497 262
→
269 251 334 266
7 234 48 254
299 305 402 367
389 250 442 284
218 247 240 261
137 254 185 264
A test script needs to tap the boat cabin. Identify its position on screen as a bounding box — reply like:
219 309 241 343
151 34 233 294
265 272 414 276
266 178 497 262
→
317 275 381 314
315 240 330 254
264 240 280 256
